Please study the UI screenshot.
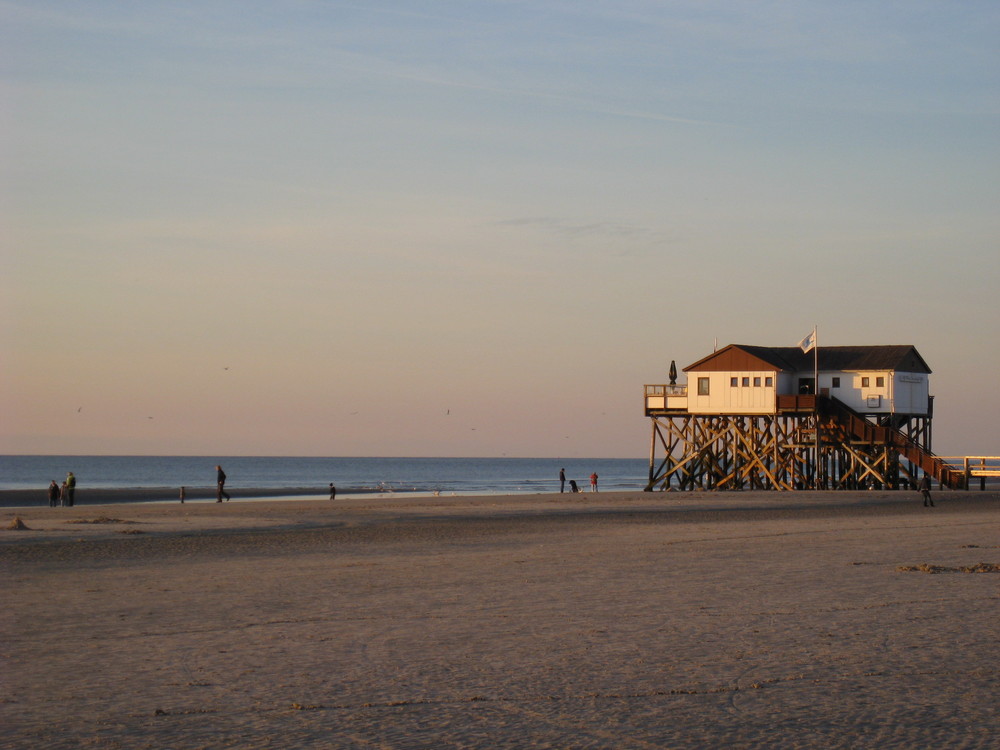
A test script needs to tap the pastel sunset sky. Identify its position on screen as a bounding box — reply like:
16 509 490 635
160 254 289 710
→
3 1 998 458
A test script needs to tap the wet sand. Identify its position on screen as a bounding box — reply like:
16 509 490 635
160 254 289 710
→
3 491 998 748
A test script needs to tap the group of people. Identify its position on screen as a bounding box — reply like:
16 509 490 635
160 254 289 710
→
559 468 599 493
46 472 76 507
42 465 336 506
43 467 231 507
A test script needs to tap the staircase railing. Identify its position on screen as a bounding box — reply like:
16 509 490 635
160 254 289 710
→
818 396 963 488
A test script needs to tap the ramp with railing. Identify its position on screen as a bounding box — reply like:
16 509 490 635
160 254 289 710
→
937 456 1000 490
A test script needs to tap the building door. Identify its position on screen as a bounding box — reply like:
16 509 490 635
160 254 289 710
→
798 378 815 394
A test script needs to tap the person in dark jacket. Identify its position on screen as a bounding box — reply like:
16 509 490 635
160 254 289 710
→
919 474 934 507
47 480 60 507
216 465 230 502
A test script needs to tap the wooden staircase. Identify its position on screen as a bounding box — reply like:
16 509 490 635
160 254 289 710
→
819 396 963 488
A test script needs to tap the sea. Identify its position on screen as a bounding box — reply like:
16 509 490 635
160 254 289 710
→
0 455 650 506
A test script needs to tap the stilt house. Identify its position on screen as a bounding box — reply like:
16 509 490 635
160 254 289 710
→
644 344 960 491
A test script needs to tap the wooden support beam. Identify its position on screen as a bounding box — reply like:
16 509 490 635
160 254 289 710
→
646 411 932 492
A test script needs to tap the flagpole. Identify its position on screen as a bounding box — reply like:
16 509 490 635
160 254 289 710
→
813 325 818 391
813 326 820 489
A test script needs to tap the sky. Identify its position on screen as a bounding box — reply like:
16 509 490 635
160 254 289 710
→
2 1 998 458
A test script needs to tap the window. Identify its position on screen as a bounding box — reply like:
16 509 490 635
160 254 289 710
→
698 377 710 395
876 377 885 387
765 376 773 387
861 377 870 387
753 377 761 387
730 377 738 387
832 377 841 388
741 377 750 387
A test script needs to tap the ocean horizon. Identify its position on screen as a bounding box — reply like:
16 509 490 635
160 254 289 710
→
0 455 650 504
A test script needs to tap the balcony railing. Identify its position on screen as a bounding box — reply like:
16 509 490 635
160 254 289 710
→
644 384 688 397
776 394 817 412
644 384 688 414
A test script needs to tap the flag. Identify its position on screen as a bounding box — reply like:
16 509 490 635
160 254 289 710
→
798 329 816 353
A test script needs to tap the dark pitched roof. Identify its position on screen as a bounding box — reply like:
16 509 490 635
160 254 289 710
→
685 344 931 373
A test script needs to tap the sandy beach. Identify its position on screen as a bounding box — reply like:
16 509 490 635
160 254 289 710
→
3 490 998 749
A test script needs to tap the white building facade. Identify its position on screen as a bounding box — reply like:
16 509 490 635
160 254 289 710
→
648 344 932 417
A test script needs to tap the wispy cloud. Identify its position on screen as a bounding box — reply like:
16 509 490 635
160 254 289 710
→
497 216 670 245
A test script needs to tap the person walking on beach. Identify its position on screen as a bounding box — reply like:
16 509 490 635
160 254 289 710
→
919 473 934 507
590 472 598 492
216 465 230 502
329 483 337 500
559 468 566 493
47 480 60 507
64 472 76 506
180 486 186 504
